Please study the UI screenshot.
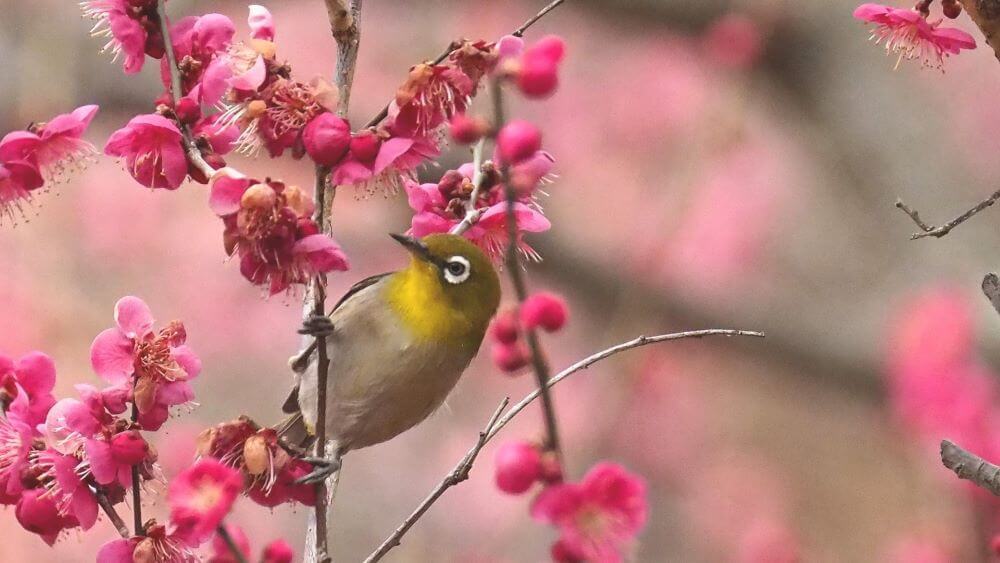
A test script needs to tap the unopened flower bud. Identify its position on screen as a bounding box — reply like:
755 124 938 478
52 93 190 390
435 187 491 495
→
492 342 529 373
303 113 352 166
942 0 962 18
263 539 295 563
494 440 543 494
449 114 489 144
490 310 520 344
520 292 568 332
174 97 201 124
110 430 149 465
497 120 541 165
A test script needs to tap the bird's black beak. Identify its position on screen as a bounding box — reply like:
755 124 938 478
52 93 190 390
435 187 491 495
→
390 233 432 262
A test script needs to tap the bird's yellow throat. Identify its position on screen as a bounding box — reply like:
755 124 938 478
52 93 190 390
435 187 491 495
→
383 259 481 345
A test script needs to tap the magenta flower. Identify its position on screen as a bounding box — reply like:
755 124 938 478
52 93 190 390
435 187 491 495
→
531 462 648 563
0 105 99 183
97 523 199 563
105 114 188 189
81 0 162 74
210 174 349 294
0 351 57 428
520 292 569 332
87 429 151 489
330 131 440 197
248 5 276 41
514 35 566 99
303 112 352 166
263 539 295 563
0 160 44 224
0 415 32 505
90 296 200 430
15 488 78 546
404 160 551 261
28 448 99 534
163 13 236 96
494 440 543 494
168 458 244 545
854 3 976 69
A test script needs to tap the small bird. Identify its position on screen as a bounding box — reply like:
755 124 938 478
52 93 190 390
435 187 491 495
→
281 233 501 481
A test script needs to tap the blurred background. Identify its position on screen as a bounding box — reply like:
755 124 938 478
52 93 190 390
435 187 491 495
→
3 0 1000 560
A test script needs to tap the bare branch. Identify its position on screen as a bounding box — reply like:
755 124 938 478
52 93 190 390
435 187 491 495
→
364 329 765 562
895 188 1000 240
217 525 249 563
941 439 1000 496
363 0 569 129
94 487 130 539
450 139 487 235
363 398 510 563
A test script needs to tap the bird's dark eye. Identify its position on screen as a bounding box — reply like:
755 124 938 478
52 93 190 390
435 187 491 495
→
443 256 471 284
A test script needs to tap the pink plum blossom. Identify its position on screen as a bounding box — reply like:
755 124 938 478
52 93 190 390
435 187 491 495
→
15 488 78 546
497 120 542 165
248 5 276 41
531 462 648 563
303 112 352 166
210 174 349 295
0 351 57 428
104 114 188 189
27 448 99 535
494 440 543 494
513 35 566 98
520 292 569 332
0 160 44 224
263 540 295 563
854 3 976 69
168 458 244 545
97 523 199 563
0 105 99 183
0 414 32 505
90 296 200 430
80 0 163 74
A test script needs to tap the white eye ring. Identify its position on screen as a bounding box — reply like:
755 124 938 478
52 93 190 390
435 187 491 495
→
443 256 471 284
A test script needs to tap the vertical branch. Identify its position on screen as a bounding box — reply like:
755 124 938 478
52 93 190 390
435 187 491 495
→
306 2 363 562
129 397 143 535
490 79 563 459
94 486 131 539
217 525 250 563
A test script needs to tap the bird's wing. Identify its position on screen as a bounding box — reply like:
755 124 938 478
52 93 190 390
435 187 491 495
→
281 272 393 415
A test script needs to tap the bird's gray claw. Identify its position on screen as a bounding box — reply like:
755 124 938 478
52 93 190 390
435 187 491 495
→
298 314 334 338
294 455 342 485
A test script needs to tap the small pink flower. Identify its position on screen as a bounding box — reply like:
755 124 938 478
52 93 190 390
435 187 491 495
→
491 341 529 374
168 458 244 545
0 415 32 505
497 120 542 165
90 296 200 430
15 488 79 545
88 430 151 489
105 114 188 189
161 13 236 97
0 160 44 224
494 440 543 494
489 309 521 345
81 0 162 74
28 448 99 534
0 105 100 183
449 113 489 144
521 292 569 332
303 112 352 166
210 175 350 294
263 539 295 563
330 131 440 197
854 3 976 69
531 462 648 563
0 351 57 428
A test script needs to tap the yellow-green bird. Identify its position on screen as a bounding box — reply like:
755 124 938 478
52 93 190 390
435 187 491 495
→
281 233 501 481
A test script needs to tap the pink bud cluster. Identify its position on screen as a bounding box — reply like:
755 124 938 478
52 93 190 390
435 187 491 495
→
497 35 566 99
0 105 100 223
494 445 648 563
490 292 568 373
209 173 350 295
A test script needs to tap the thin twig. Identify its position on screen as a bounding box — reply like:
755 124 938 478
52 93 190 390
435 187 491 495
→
363 399 510 563
217 525 250 563
155 0 215 180
895 188 1000 239
512 0 566 37
128 377 143 535
94 487 130 539
450 138 487 235
941 439 1000 496
491 78 563 459
363 0 568 129
364 329 764 562
306 2 363 562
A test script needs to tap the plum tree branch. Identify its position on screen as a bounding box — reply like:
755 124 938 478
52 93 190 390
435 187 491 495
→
895 188 1000 239
363 329 764 562
956 0 1000 63
363 0 568 129
941 439 1000 496
94 487 130 539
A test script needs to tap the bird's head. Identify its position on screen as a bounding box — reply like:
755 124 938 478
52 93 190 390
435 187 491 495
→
387 233 501 344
